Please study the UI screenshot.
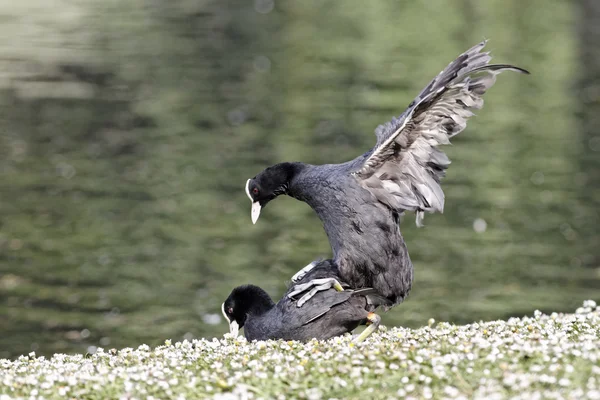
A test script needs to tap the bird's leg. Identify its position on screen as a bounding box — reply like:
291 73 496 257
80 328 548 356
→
353 312 381 343
291 260 319 283
287 278 344 307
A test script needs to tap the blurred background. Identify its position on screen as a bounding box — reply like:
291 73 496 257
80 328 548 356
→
1 0 599 359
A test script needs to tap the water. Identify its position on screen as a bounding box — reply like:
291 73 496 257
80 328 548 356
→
0 0 598 358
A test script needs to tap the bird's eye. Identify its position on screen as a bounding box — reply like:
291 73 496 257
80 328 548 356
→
227 307 233 314
252 188 259 195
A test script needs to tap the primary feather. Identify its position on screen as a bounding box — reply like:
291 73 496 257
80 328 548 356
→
355 41 529 226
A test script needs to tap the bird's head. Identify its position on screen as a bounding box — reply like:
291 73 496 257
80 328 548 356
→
221 284 275 337
245 163 297 224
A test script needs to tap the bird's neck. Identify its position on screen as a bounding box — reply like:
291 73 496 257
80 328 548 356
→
245 289 276 317
284 162 315 199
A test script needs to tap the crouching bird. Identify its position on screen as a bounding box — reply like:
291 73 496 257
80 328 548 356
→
222 259 391 342
244 41 529 307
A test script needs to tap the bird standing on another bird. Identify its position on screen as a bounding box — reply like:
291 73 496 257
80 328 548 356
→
244 41 529 307
222 259 390 342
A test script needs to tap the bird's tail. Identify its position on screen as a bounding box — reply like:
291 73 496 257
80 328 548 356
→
351 288 394 309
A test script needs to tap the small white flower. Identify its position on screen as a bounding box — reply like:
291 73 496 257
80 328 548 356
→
565 364 574 373
588 390 600 400
583 300 597 309
559 378 571 387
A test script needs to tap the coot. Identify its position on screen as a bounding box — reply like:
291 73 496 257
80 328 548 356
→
221 259 390 342
245 41 528 307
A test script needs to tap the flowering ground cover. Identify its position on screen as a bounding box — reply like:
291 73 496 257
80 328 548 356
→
1 301 599 400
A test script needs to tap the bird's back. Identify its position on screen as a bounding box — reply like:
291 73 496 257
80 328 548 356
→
290 165 414 307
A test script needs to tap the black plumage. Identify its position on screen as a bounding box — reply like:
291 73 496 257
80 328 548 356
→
245 41 529 307
221 260 389 342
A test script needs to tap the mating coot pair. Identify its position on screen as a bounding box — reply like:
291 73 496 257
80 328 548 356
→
225 41 528 341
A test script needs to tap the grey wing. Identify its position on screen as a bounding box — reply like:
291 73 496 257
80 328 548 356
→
296 287 391 325
354 40 529 226
285 290 353 326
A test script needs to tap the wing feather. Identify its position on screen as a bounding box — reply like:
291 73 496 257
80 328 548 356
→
354 41 529 226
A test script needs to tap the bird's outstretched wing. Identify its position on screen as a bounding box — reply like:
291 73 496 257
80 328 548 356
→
354 41 529 226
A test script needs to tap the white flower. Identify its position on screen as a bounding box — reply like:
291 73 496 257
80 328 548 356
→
559 378 571 387
583 300 597 309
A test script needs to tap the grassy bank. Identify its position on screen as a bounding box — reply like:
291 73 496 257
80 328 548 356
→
1 301 599 399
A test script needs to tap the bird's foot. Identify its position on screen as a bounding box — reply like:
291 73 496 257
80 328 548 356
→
288 278 344 307
353 312 381 343
291 260 320 283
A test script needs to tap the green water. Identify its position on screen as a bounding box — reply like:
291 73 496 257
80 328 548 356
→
0 0 598 358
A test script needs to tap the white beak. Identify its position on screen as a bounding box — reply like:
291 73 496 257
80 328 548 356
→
251 202 261 224
229 320 239 337
245 179 261 224
222 302 240 337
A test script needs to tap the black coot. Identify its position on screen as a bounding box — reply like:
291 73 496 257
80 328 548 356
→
244 41 529 307
221 259 390 342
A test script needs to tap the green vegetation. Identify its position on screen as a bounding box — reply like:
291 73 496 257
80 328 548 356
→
1 304 599 399
0 0 598 358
